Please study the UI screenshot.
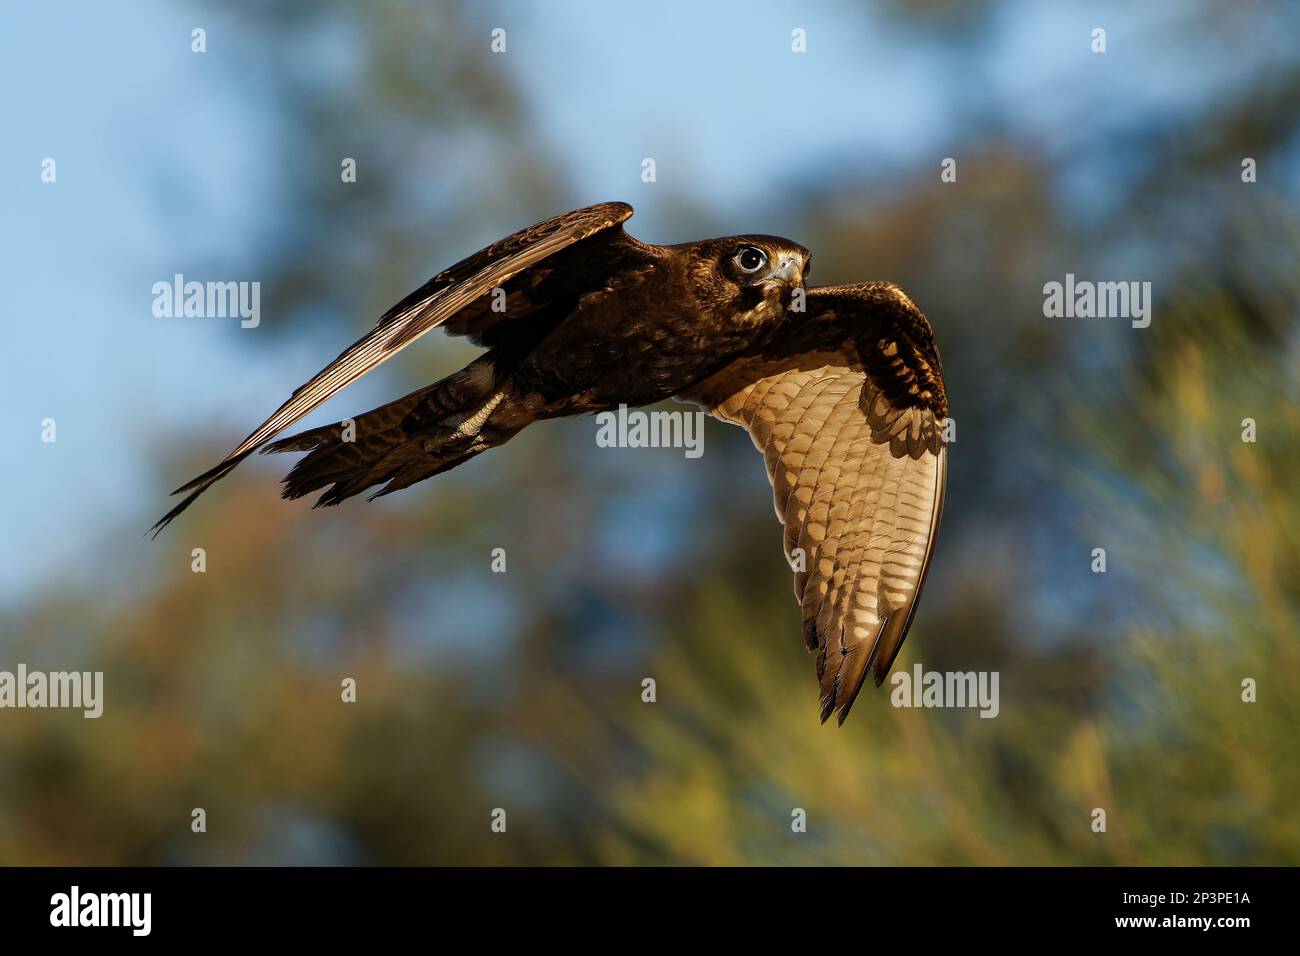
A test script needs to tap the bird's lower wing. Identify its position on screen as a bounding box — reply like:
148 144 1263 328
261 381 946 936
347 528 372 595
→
151 201 635 535
679 282 948 724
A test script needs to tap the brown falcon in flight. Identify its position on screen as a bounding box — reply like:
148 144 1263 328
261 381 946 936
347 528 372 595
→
155 202 948 724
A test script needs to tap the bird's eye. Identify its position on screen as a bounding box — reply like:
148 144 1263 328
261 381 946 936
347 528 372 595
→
735 246 767 273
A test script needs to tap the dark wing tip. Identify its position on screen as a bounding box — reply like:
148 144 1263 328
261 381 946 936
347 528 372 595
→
168 457 232 496
819 697 835 725
817 693 857 727
814 642 876 727
834 668 873 726
148 486 206 539
148 452 252 539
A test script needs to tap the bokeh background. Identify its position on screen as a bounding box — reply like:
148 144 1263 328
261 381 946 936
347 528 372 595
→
2 0 1297 865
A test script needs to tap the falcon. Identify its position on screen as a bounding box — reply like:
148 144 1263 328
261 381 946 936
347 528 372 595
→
154 202 948 724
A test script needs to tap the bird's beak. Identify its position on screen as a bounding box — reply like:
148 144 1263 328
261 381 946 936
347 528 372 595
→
770 255 803 287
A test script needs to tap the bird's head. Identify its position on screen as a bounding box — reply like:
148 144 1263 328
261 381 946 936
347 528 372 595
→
690 235 811 325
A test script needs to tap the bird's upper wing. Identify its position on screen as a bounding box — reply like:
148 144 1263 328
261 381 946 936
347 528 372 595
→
678 283 948 724
152 201 639 534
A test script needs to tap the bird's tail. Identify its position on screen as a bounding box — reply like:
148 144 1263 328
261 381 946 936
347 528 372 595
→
262 358 519 507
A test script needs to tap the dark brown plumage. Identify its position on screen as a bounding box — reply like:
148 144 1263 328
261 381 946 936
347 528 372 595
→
154 202 948 724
